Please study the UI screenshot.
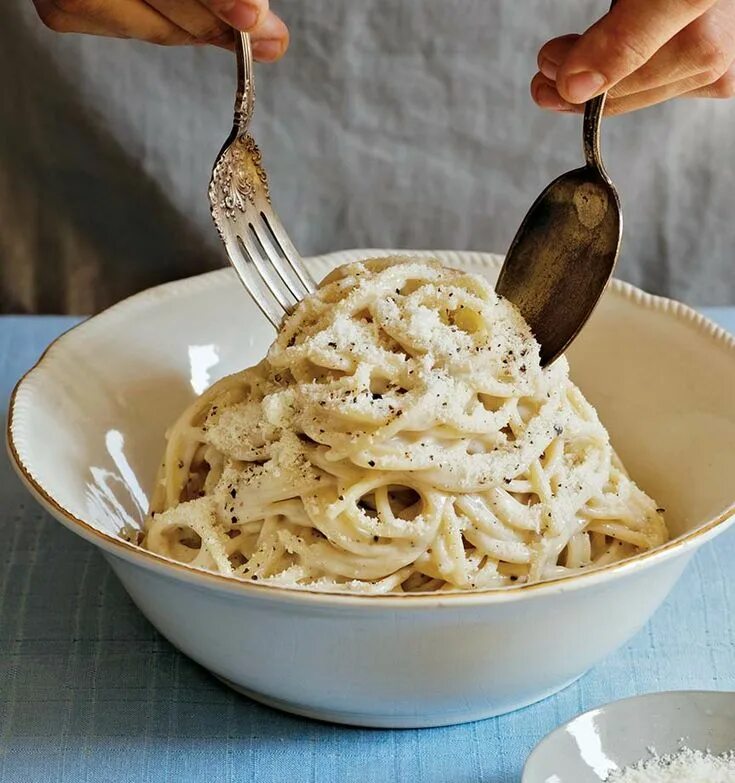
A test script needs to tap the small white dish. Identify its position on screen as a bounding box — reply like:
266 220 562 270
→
523 690 735 782
7 249 735 728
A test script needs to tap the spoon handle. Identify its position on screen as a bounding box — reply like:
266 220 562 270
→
583 0 616 177
582 92 609 174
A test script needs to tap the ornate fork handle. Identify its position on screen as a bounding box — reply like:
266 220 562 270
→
210 32 269 228
233 32 255 138
208 29 318 327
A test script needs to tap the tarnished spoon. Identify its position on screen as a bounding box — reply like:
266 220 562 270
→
496 84 621 367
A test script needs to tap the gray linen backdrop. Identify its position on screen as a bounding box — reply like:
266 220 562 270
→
3 0 735 313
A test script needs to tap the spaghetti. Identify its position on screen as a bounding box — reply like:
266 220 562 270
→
143 257 667 592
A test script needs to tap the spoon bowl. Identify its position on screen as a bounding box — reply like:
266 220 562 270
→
497 93 622 367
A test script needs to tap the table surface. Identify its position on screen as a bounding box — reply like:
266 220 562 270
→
1 310 734 783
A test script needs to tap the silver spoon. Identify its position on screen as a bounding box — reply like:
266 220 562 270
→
496 69 621 367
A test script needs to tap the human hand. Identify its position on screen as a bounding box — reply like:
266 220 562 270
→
532 0 735 115
33 0 289 60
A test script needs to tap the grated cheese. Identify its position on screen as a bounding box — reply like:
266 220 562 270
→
607 747 735 782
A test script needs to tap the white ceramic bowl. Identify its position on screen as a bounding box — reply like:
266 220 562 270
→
523 690 735 781
8 249 735 728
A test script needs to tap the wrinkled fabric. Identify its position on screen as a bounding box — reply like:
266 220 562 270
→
2 0 735 313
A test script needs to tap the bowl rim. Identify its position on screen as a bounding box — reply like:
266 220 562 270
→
7 248 735 607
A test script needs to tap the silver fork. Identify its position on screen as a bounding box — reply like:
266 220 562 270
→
208 32 317 328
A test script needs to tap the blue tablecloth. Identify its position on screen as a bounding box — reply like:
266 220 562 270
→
1 312 734 783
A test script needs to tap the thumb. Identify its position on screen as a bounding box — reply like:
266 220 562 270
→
556 0 718 103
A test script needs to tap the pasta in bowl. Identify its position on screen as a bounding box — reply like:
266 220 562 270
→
8 249 735 727
144 257 666 592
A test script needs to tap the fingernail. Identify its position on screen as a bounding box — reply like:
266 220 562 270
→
535 83 575 112
562 71 606 103
539 57 558 81
226 1 260 31
252 39 283 61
